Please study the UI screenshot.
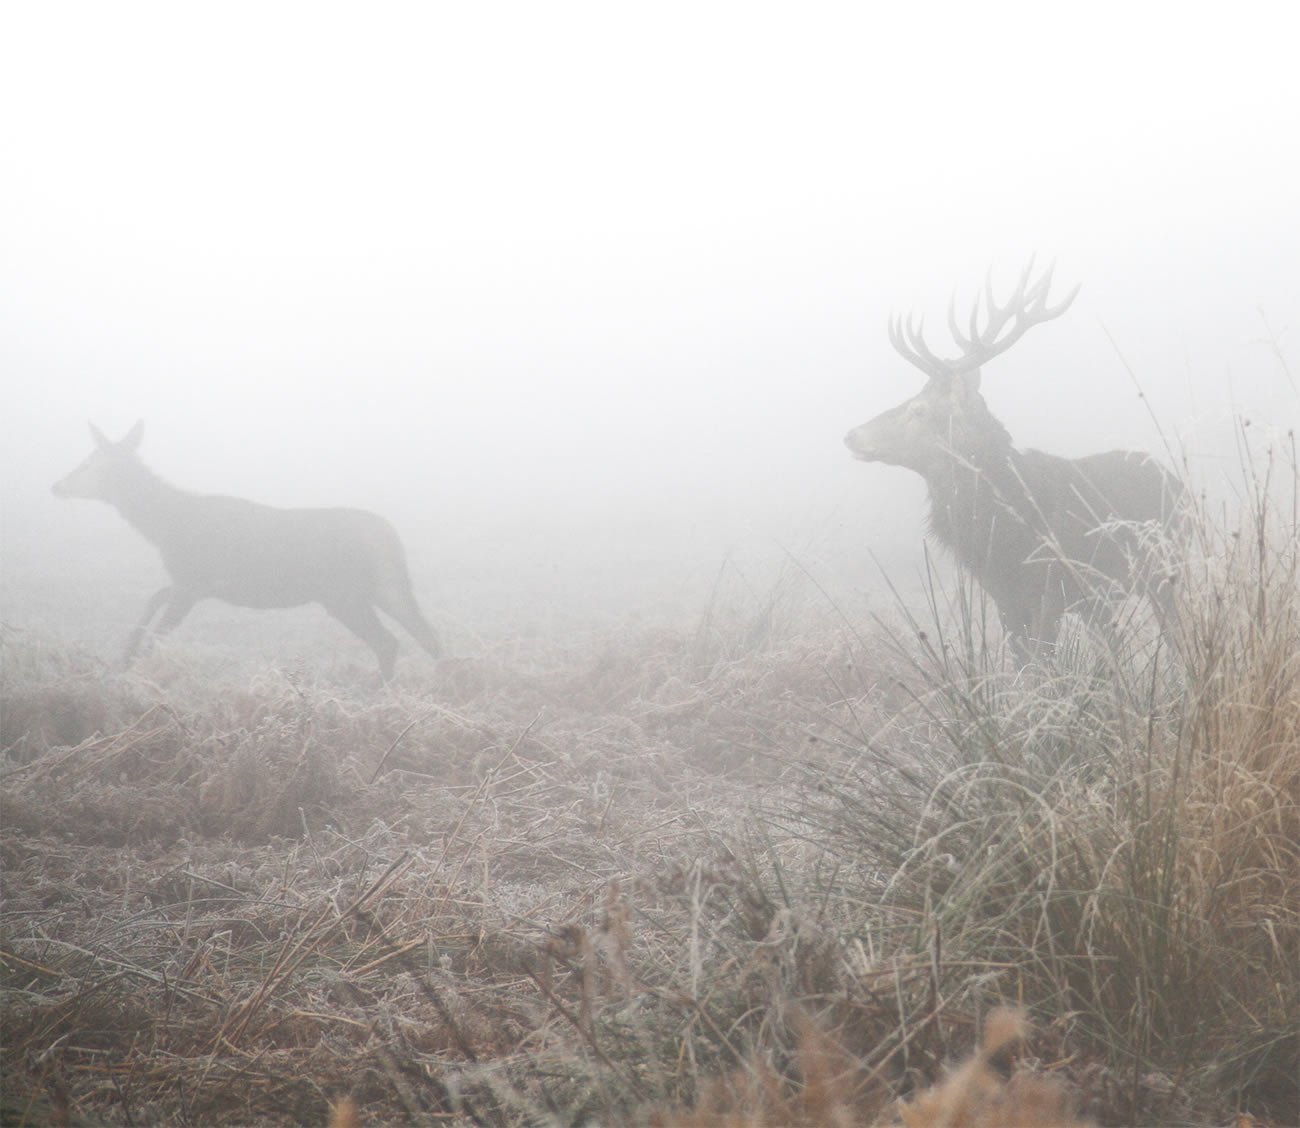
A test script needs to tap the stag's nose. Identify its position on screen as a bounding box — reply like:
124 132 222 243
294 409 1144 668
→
844 427 873 460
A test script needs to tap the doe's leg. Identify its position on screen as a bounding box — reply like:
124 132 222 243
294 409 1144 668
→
124 586 197 666
376 587 442 660
324 599 401 680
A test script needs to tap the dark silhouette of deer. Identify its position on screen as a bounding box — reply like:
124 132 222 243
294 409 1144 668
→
53 422 442 678
844 261 1183 656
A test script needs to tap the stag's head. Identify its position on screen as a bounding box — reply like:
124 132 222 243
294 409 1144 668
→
53 421 145 503
844 260 1079 477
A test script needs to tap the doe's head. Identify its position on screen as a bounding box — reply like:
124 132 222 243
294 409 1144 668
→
53 421 145 502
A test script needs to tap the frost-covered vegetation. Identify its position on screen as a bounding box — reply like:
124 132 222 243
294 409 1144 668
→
2 428 1296 1127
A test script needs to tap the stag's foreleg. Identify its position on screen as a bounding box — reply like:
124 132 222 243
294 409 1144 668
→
124 586 198 666
991 579 1064 666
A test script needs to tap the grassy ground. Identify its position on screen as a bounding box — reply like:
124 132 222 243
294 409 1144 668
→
2 435 1297 1126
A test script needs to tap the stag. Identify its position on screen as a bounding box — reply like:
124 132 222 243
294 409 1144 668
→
52 422 442 678
844 261 1182 656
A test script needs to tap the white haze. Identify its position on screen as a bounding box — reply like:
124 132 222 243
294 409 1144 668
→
2 3 1297 645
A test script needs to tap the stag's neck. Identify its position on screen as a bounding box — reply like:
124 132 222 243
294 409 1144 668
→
106 461 196 547
926 444 1027 564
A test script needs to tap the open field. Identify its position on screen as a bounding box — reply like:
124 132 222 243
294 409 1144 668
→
5 5 1297 1123
3 435 1298 1127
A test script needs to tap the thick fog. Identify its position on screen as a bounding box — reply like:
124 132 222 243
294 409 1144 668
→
3 6 1297 646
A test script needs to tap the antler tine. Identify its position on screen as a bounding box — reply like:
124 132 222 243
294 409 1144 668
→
1015 253 1039 306
1042 277 1081 320
945 265 1023 356
1021 258 1061 318
943 258 1079 374
889 312 952 382
981 260 1033 345
947 290 970 353
1020 259 1081 321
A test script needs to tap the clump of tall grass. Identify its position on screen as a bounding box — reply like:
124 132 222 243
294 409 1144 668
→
790 424 1299 1123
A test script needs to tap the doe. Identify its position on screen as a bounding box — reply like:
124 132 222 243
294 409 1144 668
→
52 421 442 678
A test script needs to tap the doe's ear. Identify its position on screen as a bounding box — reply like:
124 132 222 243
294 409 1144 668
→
122 420 145 450
89 422 110 448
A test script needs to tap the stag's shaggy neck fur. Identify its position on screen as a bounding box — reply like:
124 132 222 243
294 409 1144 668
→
914 388 1099 645
923 394 1024 566
919 399 1179 645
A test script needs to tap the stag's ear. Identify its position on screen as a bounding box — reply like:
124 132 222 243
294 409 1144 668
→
122 420 144 450
88 422 110 448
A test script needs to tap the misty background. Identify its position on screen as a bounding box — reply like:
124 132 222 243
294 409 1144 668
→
2 4 1296 655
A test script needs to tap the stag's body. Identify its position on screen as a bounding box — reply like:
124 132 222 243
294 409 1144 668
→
845 262 1182 654
53 423 441 677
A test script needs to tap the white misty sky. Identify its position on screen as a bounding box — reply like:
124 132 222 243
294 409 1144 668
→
2 2 1297 603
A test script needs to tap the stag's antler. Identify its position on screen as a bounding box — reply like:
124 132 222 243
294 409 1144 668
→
890 258 1080 380
888 313 953 381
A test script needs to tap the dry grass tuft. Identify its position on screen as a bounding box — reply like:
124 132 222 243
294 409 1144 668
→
889 1007 1089 1128
648 1017 873 1127
648 1007 1091 1127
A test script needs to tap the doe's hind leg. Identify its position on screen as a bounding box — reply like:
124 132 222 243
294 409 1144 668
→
376 587 442 660
324 599 400 679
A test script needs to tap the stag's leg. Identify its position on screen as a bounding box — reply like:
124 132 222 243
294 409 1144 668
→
1020 575 1070 665
323 599 400 679
1007 631 1035 666
997 596 1053 666
375 586 442 660
1142 570 1182 658
124 586 197 666
1004 615 1062 667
